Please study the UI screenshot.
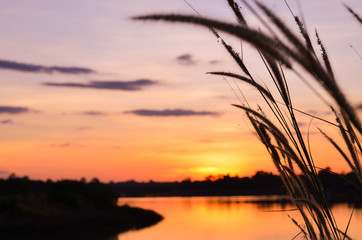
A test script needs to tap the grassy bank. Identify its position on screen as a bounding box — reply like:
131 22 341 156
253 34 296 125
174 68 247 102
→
0 176 163 239
111 170 360 205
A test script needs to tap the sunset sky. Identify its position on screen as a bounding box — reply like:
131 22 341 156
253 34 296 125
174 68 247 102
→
0 0 361 182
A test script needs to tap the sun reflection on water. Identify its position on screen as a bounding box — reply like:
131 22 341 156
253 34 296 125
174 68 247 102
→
117 196 362 240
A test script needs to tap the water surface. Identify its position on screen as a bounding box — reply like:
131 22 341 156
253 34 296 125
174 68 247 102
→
118 196 362 240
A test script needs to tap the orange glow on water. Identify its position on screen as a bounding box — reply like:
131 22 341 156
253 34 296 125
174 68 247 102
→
118 196 362 240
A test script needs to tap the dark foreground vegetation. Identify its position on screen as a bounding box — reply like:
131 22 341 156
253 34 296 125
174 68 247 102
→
0 175 163 240
112 169 361 205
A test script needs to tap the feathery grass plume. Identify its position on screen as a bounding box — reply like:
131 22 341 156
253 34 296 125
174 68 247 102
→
318 128 356 174
315 30 335 80
337 121 361 177
262 55 290 107
349 44 362 61
253 1 334 93
255 1 310 57
334 112 362 184
275 146 304 173
134 1 361 239
184 1 251 78
275 132 289 165
232 104 289 144
329 106 362 183
226 0 247 25
344 4 362 25
283 166 309 199
289 215 309 239
234 104 310 175
250 104 340 238
258 123 281 166
295 198 334 239
207 71 274 101
283 0 315 53
294 15 314 51
221 40 251 76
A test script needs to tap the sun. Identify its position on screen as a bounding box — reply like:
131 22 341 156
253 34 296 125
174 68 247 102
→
190 166 238 179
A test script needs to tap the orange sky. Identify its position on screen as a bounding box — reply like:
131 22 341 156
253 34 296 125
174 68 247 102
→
0 0 361 182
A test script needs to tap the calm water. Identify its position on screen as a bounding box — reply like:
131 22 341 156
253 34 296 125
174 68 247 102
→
117 196 362 240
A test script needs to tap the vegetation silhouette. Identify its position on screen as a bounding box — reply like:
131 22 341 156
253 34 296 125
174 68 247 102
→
0 174 163 239
112 169 361 206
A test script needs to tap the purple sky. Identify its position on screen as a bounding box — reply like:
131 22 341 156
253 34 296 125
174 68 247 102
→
0 0 361 181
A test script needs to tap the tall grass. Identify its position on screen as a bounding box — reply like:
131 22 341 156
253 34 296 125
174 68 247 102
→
134 1 361 239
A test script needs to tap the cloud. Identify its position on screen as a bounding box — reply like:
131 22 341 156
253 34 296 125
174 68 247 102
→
0 170 8 176
209 60 222 65
78 111 106 116
77 126 93 131
306 110 335 116
124 109 220 117
110 145 121 150
322 111 334 116
43 79 158 91
199 139 214 143
176 54 196 65
52 143 71 148
1 119 14 124
0 59 95 74
0 106 29 114
51 143 85 148
297 122 307 127
306 110 318 115
214 95 232 99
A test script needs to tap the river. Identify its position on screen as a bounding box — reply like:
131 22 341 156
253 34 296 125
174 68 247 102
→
117 196 362 240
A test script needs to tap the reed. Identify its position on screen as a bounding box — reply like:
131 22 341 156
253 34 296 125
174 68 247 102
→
134 1 361 239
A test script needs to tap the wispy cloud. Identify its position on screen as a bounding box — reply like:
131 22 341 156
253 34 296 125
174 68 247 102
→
0 106 29 114
307 110 334 116
52 143 72 148
78 111 106 116
199 139 214 143
43 79 158 91
176 54 196 66
0 170 8 176
1 119 14 124
124 109 220 117
77 126 93 131
297 122 307 127
110 145 121 150
306 110 318 115
51 143 85 148
209 60 222 65
0 59 95 74
214 95 232 99
322 111 334 116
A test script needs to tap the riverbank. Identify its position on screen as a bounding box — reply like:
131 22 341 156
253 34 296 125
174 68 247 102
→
111 170 361 204
0 176 163 239
0 205 163 239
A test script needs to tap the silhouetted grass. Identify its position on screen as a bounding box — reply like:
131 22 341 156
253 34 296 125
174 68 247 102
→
134 1 361 239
